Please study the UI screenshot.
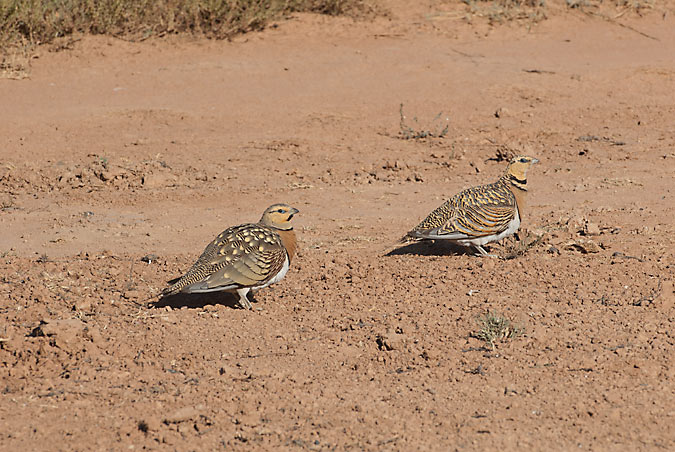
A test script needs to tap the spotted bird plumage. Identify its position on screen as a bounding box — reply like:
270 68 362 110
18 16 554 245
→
402 155 538 256
163 204 299 309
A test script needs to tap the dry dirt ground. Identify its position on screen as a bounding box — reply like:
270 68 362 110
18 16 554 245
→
1 1 674 450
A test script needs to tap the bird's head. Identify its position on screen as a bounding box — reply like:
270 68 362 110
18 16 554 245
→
506 155 539 181
260 204 300 230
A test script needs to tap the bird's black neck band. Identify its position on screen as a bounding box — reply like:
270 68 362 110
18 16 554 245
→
510 175 527 185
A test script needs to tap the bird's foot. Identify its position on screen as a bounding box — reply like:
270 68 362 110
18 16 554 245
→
473 245 498 258
236 289 253 310
237 298 253 310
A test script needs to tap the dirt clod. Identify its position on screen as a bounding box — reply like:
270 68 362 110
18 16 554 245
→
565 238 601 254
164 406 202 424
584 222 601 236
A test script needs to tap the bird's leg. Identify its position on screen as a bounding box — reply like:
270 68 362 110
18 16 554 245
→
235 288 253 310
474 245 497 258
474 245 488 255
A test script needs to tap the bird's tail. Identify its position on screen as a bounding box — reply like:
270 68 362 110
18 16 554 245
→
398 231 419 244
161 283 180 298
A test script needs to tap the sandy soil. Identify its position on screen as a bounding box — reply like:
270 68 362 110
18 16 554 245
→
1 1 674 450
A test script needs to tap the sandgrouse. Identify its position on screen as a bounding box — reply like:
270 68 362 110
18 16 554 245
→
162 204 299 309
401 155 539 256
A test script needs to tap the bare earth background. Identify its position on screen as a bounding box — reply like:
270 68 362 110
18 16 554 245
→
1 1 674 450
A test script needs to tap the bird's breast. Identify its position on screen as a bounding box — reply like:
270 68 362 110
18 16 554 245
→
276 229 297 262
508 185 528 217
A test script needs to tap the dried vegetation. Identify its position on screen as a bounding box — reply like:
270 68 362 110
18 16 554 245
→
0 0 375 76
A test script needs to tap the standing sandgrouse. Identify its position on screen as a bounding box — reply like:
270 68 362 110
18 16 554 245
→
162 204 299 309
401 155 539 256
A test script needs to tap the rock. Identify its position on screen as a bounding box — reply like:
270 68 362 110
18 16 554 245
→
164 406 203 424
566 216 585 234
177 423 193 434
74 298 93 312
564 239 601 254
495 107 510 118
31 318 90 352
0 337 18 352
142 172 176 189
421 347 439 361
123 289 142 300
96 169 113 182
142 416 162 432
141 254 159 264
36 318 86 339
376 332 406 351
31 318 102 353
583 222 601 236
469 161 483 174
84 325 104 344
655 280 674 311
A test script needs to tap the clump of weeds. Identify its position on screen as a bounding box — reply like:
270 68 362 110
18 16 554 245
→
472 310 523 349
398 103 449 140
463 0 547 25
0 0 377 78
502 230 545 259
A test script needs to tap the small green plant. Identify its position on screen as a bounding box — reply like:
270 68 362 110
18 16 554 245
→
398 103 449 140
472 310 523 349
97 156 109 168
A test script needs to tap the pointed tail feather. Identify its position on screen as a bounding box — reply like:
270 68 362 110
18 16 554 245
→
398 231 419 244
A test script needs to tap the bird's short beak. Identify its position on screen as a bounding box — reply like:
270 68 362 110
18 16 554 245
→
291 207 300 215
532 158 540 164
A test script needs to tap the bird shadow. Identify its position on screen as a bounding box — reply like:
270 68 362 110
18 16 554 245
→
150 291 248 310
386 240 476 257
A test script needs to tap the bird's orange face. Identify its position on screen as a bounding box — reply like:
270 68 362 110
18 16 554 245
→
260 204 300 230
506 155 539 180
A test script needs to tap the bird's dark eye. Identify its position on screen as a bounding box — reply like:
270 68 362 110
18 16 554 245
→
276 209 285 213
519 157 528 163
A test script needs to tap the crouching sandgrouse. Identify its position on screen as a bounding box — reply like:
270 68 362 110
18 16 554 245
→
162 204 299 309
401 155 538 256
